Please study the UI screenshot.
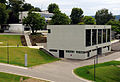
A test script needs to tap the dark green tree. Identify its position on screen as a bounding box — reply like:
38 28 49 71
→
83 16 96 25
0 0 7 4
95 8 114 25
34 7 41 12
7 0 24 23
48 3 60 13
50 13 70 25
0 3 8 26
106 19 120 34
70 8 84 24
22 3 34 11
23 11 46 34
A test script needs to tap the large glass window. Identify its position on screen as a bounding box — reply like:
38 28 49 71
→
103 29 106 43
107 29 110 42
92 29 97 45
98 29 102 44
86 29 91 47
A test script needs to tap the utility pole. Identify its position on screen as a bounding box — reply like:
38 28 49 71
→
96 46 98 64
94 57 96 81
7 43 9 64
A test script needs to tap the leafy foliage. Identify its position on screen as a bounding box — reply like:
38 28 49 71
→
50 13 70 25
0 3 8 25
23 11 46 34
83 16 96 25
95 8 114 25
22 3 34 11
70 8 84 24
48 3 60 13
106 19 120 34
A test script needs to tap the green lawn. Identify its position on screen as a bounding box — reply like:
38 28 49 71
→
0 47 59 67
0 72 48 82
0 35 22 46
74 61 120 82
0 72 29 82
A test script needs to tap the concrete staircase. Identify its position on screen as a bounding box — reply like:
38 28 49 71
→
25 34 32 46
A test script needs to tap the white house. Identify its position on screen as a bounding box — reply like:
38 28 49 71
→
19 11 54 23
47 25 111 59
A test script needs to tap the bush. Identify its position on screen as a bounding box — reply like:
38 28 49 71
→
0 29 4 33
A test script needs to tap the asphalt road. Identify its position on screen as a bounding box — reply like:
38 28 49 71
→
0 52 120 82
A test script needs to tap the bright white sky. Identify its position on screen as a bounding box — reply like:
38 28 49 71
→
25 0 120 16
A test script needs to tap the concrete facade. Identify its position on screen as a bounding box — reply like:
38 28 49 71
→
47 25 111 59
8 24 24 33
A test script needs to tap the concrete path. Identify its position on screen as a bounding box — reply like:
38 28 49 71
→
0 52 120 82
25 34 32 46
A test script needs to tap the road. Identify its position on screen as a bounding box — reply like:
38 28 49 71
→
0 51 120 82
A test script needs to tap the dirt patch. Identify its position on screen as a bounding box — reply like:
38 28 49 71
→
21 35 27 46
23 78 49 82
29 34 47 46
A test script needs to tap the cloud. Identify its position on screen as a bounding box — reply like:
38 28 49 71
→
25 0 120 16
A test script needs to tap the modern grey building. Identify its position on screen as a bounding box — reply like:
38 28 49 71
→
47 25 111 59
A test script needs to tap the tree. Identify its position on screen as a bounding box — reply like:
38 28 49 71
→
95 8 114 25
22 3 34 11
0 3 8 26
50 13 70 25
23 11 46 34
0 0 7 4
48 3 60 13
7 0 24 23
70 8 84 24
83 16 96 25
106 19 120 34
34 7 41 12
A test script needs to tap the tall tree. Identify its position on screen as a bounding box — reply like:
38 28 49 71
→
22 3 34 11
0 3 8 26
50 12 70 25
8 0 24 23
70 8 84 24
83 16 96 25
95 8 114 25
0 0 7 4
48 3 60 13
23 11 46 34
106 19 120 34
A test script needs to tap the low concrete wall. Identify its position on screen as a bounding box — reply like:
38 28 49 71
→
9 24 24 33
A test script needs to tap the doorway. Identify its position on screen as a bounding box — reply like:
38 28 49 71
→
59 50 64 58
97 48 102 55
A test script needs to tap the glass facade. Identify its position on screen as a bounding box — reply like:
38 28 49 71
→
86 29 91 47
86 29 110 47
98 29 102 44
92 29 97 45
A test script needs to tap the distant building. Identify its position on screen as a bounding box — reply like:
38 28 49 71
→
47 25 111 59
19 11 54 23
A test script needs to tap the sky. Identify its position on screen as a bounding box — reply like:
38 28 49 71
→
25 0 120 16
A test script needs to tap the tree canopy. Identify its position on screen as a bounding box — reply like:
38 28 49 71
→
48 3 60 13
95 8 114 25
0 0 7 4
106 19 120 34
70 8 84 24
50 12 70 25
0 3 8 25
83 16 96 25
23 11 46 34
22 3 34 11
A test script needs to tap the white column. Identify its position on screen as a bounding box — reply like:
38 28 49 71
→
91 29 92 46
96 29 98 44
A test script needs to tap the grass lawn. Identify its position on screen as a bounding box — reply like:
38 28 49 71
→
0 47 59 67
0 72 29 82
0 35 22 46
74 61 120 82
0 72 48 82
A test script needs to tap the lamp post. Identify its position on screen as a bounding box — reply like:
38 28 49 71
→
7 43 9 64
94 56 96 81
96 46 98 64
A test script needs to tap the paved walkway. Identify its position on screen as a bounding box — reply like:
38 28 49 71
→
0 52 120 82
25 34 32 46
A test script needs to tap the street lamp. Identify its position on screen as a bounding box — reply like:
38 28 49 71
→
7 42 9 64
